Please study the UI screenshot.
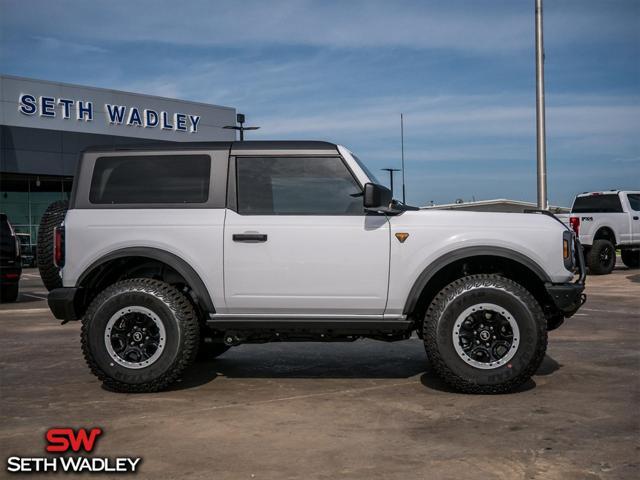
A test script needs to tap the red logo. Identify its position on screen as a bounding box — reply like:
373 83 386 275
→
45 428 103 453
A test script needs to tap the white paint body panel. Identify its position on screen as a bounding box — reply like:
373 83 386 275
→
384 209 573 315
63 209 227 310
223 210 389 314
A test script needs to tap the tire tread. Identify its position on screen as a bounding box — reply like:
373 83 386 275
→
81 278 199 393
423 274 547 394
586 239 616 275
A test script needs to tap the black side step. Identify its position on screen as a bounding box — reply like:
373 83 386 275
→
206 317 412 333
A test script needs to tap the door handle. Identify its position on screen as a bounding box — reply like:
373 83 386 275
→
633 216 639 220
233 233 268 242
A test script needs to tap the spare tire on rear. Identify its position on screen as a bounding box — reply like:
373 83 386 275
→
37 200 68 291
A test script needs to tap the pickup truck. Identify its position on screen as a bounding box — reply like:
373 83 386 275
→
558 191 640 274
43 141 586 394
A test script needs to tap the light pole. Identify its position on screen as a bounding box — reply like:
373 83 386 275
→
400 113 406 204
535 0 548 210
224 113 260 141
381 168 401 197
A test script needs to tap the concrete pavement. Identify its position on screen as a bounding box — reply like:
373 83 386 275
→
1 267 639 479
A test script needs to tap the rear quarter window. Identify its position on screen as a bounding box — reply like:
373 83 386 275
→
89 155 211 204
571 194 623 213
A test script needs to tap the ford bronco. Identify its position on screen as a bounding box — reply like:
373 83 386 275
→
45 141 586 393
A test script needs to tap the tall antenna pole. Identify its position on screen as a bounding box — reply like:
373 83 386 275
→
401 113 406 204
535 0 548 210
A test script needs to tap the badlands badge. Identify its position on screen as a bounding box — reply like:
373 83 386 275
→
6 427 142 474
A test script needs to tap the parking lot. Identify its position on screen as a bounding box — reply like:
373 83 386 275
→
1 267 638 479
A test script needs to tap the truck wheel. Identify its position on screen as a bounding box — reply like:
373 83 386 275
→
37 200 68 291
81 278 200 392
0 284 19 303
587 239 616 275
423 274 547 394
620 250 640 269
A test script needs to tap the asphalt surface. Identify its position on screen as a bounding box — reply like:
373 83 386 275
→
1 266 639 479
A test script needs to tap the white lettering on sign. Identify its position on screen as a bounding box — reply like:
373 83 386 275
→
18 93 201 133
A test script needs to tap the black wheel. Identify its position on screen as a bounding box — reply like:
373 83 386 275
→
587 239 616 275
0 284 19 303
621 250 640 269
37 200 68 291
81 278 200 392
423 274 547 394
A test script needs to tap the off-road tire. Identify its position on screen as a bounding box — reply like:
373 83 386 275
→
0 284 19 303
81 278 200 392
423 274 547 394
621 249 640 269
587 239 616 275
37 200 68 291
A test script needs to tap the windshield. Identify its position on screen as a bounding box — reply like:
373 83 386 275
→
350 153 381 184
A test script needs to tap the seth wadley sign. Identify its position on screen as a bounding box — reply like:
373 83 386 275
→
18 93 201 133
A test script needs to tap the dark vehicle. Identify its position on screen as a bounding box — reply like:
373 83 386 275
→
1 214 22 302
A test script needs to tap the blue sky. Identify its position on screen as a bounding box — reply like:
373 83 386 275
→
1 0 638 206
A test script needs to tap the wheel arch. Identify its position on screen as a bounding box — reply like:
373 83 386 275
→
593 226 617 245
403 246 552 323
77 247 215 314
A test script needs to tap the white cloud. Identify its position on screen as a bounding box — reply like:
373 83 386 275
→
32 36 108 54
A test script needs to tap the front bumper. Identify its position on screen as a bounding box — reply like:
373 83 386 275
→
48 287 83 321
545 283 586 317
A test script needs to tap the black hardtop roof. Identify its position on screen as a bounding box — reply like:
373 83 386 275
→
83 140 337 154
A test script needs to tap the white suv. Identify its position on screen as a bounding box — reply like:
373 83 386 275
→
46 141 586 393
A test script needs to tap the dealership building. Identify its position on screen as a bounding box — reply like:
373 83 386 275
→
0 74 236 246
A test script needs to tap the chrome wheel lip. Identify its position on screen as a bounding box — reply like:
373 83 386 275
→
104 306 166 370
452 303 520 370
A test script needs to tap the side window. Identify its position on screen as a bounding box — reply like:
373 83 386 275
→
236 157 363 215
627 194 640 212
89 155 211 204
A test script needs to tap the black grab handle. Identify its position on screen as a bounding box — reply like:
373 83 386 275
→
233 233 268 243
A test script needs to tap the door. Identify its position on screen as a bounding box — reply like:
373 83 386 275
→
628 193 640 243
223 155 390 315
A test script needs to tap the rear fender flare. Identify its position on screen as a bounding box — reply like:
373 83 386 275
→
77 247 215 313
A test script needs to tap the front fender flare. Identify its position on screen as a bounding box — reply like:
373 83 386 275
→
402 246 551 315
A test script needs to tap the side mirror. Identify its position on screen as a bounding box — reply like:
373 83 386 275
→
363 183 392 210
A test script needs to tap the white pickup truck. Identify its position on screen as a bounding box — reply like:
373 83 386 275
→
558 191 640 274
43 141 586 394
